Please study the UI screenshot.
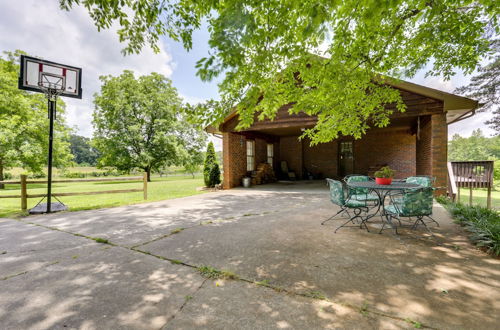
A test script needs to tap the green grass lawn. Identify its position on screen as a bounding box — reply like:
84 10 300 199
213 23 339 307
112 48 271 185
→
0 174 205 218
455 188 500 209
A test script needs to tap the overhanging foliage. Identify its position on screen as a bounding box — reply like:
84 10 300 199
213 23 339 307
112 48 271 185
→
61 0 499 143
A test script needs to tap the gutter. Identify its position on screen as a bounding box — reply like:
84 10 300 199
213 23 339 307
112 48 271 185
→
447 99 484 125
447 108 476 125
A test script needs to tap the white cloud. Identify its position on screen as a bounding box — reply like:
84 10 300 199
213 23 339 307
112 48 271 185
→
0 0 174 137
179 93 206 106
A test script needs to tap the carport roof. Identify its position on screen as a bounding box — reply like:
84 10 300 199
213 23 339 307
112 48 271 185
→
207 78 478 134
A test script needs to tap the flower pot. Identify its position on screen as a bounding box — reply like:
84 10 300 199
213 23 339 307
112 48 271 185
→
375 177 392 185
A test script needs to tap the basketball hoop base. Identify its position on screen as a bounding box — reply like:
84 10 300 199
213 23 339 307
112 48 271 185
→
29 202 68 215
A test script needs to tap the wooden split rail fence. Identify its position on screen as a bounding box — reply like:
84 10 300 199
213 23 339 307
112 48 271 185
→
0 173 148 211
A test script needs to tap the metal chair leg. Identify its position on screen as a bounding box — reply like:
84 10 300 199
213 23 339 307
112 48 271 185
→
413 216 436 237
378 219 385 234
426 216 439 227
380 214 398 235
334 215 361 233
356 208 370 232
321 207 347 225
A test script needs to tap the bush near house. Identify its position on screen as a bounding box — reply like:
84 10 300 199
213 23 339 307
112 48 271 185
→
203 142 221 187
437 196 500 256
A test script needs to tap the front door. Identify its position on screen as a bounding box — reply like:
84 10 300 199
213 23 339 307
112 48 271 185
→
339 141 354 177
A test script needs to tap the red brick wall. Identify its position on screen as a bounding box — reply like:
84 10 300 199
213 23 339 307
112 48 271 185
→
303 139 338 178
415 114 448 195
430 113 448 195
223 121 446 190
279 136 303 178
354 129 416 179
416 116 432 176
222 132 247 189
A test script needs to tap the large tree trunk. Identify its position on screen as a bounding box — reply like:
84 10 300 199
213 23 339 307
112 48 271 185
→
0 160 4 189
145 167 152 182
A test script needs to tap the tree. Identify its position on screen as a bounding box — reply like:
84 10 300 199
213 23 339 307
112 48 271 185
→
0 51 73 188
448 129 493 161
93 70 184 181
69 134 100 165
455 40 499 135
203 141 221 187
61 0 498 144
179 127 207 178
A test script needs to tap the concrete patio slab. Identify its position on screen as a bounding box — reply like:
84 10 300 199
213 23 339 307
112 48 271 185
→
138 190 500 330
165 280 410 330
25 184 324 248
0 237 205 329
0 220 96 279
2 182 499 329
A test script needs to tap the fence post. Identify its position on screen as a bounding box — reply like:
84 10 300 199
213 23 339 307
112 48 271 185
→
469 185 473 206
143 172 148 200
487 186 492 209
21 175 27 211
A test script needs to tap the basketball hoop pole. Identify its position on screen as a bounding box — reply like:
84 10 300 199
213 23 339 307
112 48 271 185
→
18 55 82 214
46 97 56 213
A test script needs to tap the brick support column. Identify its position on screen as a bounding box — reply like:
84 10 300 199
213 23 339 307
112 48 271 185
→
430 113 448 195
416 113 448 195
223 132 247 189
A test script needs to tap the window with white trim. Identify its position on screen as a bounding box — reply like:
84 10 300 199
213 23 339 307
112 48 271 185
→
246 140 255 171
267 143 274 167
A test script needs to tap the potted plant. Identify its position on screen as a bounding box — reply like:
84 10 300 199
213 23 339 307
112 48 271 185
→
374 166 395 185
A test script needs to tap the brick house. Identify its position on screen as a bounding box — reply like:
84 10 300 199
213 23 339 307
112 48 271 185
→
210 79 478 193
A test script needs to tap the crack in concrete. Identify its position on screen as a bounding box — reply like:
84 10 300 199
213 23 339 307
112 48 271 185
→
159 278 208 330
131 209 284 249
9 217 436 329
1 260 59 281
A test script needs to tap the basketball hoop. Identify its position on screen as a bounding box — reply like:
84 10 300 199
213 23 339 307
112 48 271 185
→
18 55 83 213
18 55 82 99
38 72 66 99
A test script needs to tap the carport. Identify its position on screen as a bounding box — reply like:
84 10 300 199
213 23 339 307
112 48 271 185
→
211 80 478 194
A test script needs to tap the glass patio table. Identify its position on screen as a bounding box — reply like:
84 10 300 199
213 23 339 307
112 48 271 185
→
346 181 422 232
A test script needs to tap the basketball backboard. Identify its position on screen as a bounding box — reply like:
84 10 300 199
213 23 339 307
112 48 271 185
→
18 55 82 99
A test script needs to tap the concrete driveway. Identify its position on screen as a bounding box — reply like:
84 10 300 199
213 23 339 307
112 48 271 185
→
1 181 499 329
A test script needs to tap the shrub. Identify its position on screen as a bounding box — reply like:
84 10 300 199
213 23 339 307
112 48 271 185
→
29 172 46 179
3 172 13 180
203 142 221 187
438 197 500 256
63 172 86 178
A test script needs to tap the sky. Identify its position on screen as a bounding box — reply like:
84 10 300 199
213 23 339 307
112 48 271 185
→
0 0 495 151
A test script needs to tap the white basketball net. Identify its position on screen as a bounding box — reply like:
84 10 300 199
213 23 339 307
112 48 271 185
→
38 72 66 99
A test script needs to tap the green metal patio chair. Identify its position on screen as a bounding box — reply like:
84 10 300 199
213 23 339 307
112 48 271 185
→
390 176 436 204
344 175 379 205
383 187 438 234
322 178 371 232
405 176 435 188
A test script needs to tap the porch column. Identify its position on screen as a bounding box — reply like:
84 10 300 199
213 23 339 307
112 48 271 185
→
222 132 247 189
416 113 448 195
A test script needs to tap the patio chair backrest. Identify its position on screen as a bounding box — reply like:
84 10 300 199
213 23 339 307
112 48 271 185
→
406 176 435 187
326 178 345 207
345 175 371 195
398 187 434 217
